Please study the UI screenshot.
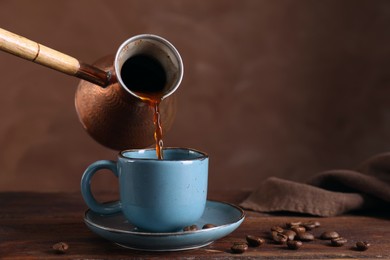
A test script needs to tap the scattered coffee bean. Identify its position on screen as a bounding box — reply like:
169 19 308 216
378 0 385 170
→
183 225 198 231
286 221 302 228
355 241 370 251
330 237 347 247
282 230 297 241
320 231 340 240
296 232 315 242
313 221 321 228
231 242 248 254
271 225 284 233
302 221 317 230
234 220 368 254
287 240 302 250
246 235 265 247
291 225 306 234
52 242 69 254
271 231 288 244
202 224 216 229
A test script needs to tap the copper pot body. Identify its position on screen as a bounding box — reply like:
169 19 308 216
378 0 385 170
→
75 55 177 150
75 34 183 151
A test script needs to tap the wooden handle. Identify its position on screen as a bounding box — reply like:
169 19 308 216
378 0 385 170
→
0 27 80 75
0 27 112 87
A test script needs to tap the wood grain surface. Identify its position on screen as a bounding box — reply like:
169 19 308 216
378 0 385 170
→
0 190 389 259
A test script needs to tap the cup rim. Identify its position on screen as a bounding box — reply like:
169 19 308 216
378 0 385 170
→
119 147 208 161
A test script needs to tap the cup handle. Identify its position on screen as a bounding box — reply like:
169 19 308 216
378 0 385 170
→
81 160 121 214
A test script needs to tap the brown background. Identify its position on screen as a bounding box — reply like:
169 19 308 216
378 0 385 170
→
0 0 389 193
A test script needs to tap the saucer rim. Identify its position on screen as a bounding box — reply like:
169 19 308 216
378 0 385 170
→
114 241 214 252
84 200 245 236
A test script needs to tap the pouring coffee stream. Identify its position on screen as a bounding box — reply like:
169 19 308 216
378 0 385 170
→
0 28 183 154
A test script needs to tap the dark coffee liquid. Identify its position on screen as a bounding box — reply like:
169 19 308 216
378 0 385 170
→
152 101 164 160
120 54 167 160
120 54 167 94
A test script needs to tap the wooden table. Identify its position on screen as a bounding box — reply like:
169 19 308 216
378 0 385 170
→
0 190 389 259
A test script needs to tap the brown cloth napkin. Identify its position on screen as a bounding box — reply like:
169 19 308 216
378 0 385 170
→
240 153 390 216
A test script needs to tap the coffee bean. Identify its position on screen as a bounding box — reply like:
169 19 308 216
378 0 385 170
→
231 242 248 254
52 242 69 254
246 235 265 247
302 221 317 230
330 237 347 247
183 225 198 231
291 225 306 233
296 232 315 242
202 224 215 229
355 241 370 251
271 231 288 244
320 231 340 240
282 230 297 241
302 223 315 231
271 225 284 233
286 221 302 228
287 240 302 250
313 221 321 228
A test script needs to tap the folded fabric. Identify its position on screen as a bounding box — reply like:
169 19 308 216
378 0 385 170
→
240 153 390 216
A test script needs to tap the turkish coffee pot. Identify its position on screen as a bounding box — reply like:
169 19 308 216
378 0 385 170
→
0 28 183 150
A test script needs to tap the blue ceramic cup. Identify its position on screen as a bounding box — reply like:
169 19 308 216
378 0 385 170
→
81 148 208 232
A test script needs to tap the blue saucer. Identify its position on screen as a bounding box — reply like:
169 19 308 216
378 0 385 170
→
84 200 245 251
